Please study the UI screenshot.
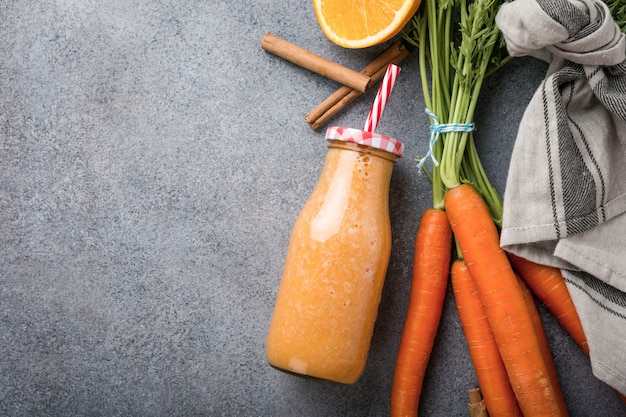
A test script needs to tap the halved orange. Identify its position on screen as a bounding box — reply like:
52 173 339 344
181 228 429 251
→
313 0 422 49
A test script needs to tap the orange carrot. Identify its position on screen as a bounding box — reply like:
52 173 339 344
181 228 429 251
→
451 259 522 417
511 257 626 404
508 253 589 355
390 208 452 417
445 183 569 417
517 273 570 416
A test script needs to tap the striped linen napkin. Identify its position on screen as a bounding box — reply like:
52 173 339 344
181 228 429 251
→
496 0 626 395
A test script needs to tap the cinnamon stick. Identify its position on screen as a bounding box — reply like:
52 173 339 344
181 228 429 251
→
468 388 488 417
305 41 409 130
261 32 371 93
306 60 395 130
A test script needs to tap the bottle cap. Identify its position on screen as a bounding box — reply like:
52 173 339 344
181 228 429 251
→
325 126 404 157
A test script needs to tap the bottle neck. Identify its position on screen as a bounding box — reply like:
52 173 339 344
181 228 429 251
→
327 140 397 164
321 140 395 205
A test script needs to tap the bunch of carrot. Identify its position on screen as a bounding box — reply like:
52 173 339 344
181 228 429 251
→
389 0 594 415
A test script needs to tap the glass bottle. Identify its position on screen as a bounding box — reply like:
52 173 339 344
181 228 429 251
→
266 126 403 384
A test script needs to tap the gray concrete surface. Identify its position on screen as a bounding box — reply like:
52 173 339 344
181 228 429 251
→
1 1 624 416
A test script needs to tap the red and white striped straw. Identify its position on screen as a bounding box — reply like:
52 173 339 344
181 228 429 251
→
363 64 400 133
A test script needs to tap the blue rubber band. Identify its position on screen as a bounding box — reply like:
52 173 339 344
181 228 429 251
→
417 109 475 170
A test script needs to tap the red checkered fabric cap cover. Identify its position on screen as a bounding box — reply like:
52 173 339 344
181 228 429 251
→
325 126 404 157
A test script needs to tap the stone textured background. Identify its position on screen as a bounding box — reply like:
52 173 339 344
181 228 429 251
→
1 0 623 415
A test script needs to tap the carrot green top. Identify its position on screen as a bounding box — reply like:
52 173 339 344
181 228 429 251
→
403 0 508 224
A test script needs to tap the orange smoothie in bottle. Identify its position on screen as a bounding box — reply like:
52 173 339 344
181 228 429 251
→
266 126 403 384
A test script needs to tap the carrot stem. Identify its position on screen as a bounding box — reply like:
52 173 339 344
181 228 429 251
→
460 135 503 226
